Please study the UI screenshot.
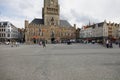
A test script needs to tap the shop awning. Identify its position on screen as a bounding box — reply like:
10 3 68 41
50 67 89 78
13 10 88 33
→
32 36 39 39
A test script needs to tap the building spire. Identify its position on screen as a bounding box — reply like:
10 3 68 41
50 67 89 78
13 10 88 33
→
104 19 106 23
89 20 91 26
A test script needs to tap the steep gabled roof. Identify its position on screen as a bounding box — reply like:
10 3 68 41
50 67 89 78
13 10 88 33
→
60 20 72 27
98 22 104 27
30 18 44 25
30 18 72 27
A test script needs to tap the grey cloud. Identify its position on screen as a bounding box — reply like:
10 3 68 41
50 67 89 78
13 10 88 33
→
1 0 120 28
0 0 13 3
60 14 69 20
103 0 120 17
19 1 33 9
0 0 33 9
70 9 99 25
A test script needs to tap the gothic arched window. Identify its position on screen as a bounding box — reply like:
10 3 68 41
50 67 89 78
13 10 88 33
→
51 17 54 25
51 31 55 38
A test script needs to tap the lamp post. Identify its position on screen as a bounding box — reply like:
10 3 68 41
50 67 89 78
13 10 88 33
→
118 28 120 39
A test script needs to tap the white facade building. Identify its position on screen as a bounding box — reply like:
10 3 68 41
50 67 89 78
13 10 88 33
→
80 21 120 42
85 27 92 38
0 21 19 42
80 28 85 38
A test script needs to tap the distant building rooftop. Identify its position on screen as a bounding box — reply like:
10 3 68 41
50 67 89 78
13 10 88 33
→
30 18 72 27
60 20 72 27
30 19 44 25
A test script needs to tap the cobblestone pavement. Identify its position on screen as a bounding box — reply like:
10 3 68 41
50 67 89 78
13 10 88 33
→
0 43 120 80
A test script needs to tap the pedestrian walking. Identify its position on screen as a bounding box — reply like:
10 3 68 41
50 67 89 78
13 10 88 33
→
106 40 109 48
39 41 42 46
11 42 14 47
15 42 18 47
109 40 113 48
118 39 120 48
42 40 46 48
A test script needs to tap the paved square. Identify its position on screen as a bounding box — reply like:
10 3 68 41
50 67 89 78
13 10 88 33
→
0 44 120 80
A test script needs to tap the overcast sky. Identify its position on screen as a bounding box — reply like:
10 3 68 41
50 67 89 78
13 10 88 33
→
0 0 120 28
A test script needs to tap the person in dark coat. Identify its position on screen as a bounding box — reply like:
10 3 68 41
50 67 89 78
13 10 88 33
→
106 40 109 48
109 40 113 48
119 39 120 48
42 40 46 48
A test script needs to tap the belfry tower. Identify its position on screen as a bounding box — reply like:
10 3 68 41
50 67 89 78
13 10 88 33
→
42 0 60 26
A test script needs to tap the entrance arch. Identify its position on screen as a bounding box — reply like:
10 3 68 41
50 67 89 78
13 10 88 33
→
50 31 55 43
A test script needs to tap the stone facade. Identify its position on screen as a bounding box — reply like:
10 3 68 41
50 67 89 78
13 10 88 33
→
43 0 60 26
18 28 25 43
25 0 76 44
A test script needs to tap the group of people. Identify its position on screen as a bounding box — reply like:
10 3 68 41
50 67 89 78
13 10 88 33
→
11 42 19 47
106 40 113 48
39 40 46 48
105 39 120 48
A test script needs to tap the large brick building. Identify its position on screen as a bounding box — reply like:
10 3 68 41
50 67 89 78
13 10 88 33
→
25 0 76 44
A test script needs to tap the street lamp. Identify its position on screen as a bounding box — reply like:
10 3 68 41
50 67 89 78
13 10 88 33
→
118 28 120 39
